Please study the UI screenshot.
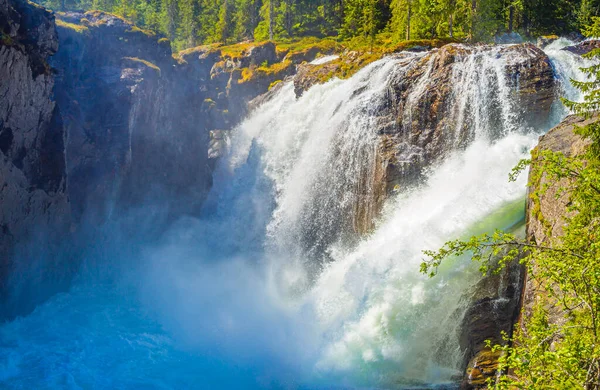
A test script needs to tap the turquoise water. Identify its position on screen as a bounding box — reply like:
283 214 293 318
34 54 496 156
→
0 280 310 389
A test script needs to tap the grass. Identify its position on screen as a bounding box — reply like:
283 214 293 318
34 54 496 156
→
56 18 89 34
122 56 161 73
127 25 156 38
239 59 294 84
299 36 459 83
174 34 461 88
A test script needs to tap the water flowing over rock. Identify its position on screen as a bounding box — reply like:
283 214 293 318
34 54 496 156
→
0 0 70 315
294 43 556 234
0 2 593 385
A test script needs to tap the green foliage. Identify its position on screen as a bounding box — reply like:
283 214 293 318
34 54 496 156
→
422 19 600 388
33 0 600 50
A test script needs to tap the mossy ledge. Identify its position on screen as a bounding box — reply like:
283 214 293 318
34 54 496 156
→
122 56 160 73
56 18 89 34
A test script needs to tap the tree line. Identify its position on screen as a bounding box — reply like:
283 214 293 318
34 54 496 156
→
40 0 600 50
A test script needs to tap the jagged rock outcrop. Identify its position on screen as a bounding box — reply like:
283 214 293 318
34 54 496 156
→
0 0 70 316
295 43 555 207
178 39 335 157
302 43 556 235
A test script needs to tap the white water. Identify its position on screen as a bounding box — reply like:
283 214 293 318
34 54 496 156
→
0 42 591 389
309 55 340 65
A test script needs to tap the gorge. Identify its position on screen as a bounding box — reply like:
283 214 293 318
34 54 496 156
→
0 0 597 388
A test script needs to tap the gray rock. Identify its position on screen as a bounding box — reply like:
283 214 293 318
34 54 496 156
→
0 0 70 317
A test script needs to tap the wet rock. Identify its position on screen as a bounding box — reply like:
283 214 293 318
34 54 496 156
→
208 129 229 164
565 31 585 43
563 39 600 56
294 60 339 97
379 43 555 197
537 35 559 49
459 259 524 389
463 349 503 388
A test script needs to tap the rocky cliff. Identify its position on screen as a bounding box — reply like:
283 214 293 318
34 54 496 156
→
521 114 594 339
52 11 209 221
0 0 70 315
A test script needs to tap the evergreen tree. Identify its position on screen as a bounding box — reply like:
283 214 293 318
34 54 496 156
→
32 0 600 50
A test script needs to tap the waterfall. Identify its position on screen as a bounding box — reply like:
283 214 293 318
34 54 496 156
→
0 42 590 389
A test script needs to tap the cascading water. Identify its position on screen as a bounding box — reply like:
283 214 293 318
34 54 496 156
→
0 41 591 389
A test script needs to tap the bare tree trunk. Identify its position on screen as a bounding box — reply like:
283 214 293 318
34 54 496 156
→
269 0 274 40
471 0 476 40
508 2 514 33
167 0 177 41
448 0 454 37
406 1 411 41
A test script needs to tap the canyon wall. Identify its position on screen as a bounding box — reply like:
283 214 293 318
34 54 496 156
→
0 0 70 315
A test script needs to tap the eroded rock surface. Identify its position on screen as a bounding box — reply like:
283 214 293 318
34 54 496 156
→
0 0 70 316
51 12 211 220
521 114 595 338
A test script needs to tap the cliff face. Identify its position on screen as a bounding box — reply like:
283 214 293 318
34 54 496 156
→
50 13 333 221
522 114 593 330
0 0 70 308
52 12 210 220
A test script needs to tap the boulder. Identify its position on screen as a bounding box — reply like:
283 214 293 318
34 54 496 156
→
244 41 277 67
563 39 600 56
537 35 559 49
